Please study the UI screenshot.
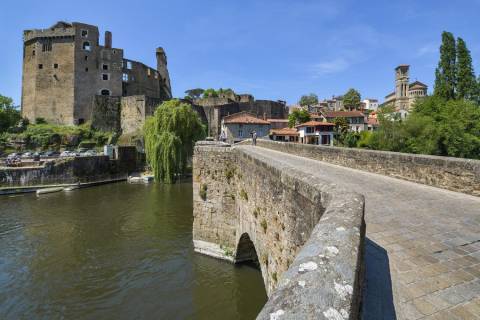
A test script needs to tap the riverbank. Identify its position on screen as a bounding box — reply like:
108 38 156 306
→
0 175 127 195
0 146 143 191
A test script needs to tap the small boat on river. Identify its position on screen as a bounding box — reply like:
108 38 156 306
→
36 187 64 195
128 174 154 183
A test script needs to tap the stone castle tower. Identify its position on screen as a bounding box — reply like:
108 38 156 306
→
21 21 171 125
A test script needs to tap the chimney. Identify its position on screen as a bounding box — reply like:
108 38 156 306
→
105 31 112 49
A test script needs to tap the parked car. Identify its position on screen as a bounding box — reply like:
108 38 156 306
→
60 151 77 157
42 151 60 158
81 150 97 157
21 152 33 158
7 153 21 159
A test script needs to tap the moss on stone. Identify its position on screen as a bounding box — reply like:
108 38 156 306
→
261 219 268 233
240 189 248 201
199 183 208 201
225 165 236 184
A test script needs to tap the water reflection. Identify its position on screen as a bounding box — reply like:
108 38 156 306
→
0 182 266 319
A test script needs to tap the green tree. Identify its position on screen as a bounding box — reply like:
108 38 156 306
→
342 88 361 110
144 99 206 183
288 109 310 127
364 96 480 159
0 94 21 133
434 32 457 100
332 117 349 145
456 38 477 100
185 88 204 99
299 93 318 106
202 88 219 98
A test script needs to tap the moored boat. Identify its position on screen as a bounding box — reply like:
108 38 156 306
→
36 187 64 195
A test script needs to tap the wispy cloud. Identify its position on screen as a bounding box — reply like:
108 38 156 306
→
416 43 437 57
307 24 384 77
311 58 349 76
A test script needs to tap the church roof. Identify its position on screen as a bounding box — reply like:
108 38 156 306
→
409 81 428 89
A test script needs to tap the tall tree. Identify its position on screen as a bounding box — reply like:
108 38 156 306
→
342 88 361 110
185 88 204 99
144 99 206 183
299 93 318 106
456 38 477 100
434 32 457 100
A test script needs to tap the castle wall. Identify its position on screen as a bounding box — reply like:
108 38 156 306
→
73 24 124 124
22 35 76 124
91 96 122 132
122 60 163 99
120 95 161 134
22 22 171 127
194 98 288 139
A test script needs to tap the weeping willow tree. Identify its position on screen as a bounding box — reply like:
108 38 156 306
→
144 99 206 183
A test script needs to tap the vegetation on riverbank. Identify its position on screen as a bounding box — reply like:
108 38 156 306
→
144 99 206 183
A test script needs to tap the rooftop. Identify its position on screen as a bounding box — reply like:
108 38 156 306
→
223 111 271 125
270 127 299 136
296 121 335 128
324 111 365 118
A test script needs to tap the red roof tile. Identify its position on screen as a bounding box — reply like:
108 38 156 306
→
270 127 299 136
296 121 335 128
223 112 271 125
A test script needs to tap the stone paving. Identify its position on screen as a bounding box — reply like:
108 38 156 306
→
238 146 480 320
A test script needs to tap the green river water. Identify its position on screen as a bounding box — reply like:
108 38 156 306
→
0 182 267 319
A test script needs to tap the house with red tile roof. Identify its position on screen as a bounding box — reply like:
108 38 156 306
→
269 127 299 142
323 110 367 132
221 111 271 143
296 121 335 146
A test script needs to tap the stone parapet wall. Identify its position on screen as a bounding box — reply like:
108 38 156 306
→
193 141 365 319
255 139 480 196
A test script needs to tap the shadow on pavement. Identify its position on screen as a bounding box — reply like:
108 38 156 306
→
361 238 397 320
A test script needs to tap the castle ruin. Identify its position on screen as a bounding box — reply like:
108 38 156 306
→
21 21 171 128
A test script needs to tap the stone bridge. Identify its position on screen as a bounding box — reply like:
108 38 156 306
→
192 140 480 320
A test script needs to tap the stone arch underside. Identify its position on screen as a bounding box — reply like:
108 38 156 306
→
235 233 258 264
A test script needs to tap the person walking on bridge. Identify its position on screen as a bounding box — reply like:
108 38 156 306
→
252 130 257 146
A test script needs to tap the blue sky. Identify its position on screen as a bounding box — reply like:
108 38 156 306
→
2 0 480 105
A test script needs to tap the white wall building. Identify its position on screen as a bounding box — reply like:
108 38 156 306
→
362 99 379 111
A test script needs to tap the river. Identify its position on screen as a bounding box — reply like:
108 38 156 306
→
0 182 267 319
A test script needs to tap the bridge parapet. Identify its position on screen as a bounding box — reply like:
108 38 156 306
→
253 139 480 196
193 141 365 319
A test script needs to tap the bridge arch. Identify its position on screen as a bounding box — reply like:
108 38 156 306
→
234 233 258 264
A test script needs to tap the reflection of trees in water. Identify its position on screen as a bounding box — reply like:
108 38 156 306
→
10 183 194 318
2 182 265 319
